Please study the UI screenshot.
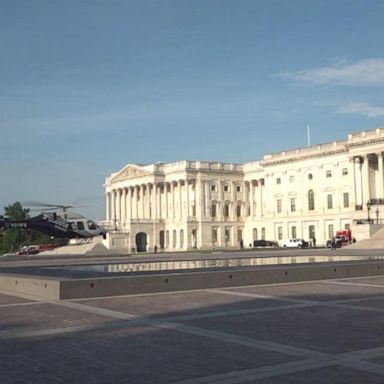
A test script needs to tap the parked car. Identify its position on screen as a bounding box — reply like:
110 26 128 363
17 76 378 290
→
281 238 309 248
253 240 278 248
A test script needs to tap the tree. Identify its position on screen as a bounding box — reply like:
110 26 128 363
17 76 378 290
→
0 202 55 254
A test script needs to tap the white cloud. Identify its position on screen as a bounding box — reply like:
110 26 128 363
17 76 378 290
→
279 59 384 86
337 102 384 118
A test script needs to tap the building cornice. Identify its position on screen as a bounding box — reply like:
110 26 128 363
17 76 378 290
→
260 148 348 167
346 136 384 149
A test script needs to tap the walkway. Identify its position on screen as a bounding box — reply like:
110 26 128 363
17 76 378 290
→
2 271 384 382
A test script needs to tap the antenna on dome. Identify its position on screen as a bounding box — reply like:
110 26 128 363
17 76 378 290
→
307 124 311 147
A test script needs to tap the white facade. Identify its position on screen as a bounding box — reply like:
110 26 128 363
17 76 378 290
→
104 127 384 252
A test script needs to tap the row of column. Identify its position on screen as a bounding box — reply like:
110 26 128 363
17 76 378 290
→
106 181 196 224
249 179 264 220
353 153 384 207
106 179 255 225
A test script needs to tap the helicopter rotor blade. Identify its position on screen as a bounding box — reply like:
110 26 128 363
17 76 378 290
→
22 201 88 210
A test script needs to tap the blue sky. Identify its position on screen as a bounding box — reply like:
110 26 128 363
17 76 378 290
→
1 0 384 219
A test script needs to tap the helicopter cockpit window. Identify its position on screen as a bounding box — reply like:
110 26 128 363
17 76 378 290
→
87 221 97 230
77 221 85 230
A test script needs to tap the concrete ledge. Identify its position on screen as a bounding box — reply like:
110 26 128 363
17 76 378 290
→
0 274 60 300
58 260 384 299
1 260 384 300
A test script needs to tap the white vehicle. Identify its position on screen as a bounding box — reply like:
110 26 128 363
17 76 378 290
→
281 238 309 248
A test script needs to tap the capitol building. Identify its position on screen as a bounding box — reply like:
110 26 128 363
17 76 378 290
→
104 127 384 252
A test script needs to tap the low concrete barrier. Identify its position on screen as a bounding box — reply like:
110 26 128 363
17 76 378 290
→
1 259 384 300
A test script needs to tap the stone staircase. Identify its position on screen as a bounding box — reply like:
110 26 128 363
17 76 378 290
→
40 237 108 255
349 227 384 249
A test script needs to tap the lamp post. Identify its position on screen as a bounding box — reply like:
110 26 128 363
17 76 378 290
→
376 208 380 224
367 202 371 222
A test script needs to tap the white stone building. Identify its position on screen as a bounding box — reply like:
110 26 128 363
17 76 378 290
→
104 127 384 252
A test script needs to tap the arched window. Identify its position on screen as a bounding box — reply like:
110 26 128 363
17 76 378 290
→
308 190 315 211
180 229 184 249
173 230 177 248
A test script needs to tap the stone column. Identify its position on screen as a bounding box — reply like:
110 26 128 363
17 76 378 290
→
116 189 121 226
250 182 255 217
231 181 236 220
243 181 248 218
127 187 132 220
179 181 183 219
156 184 161 219
145 184 150 219
205 180 210 217
133 186 138 219
362 155 371 204
185 179 190 218
196 177 203 219
377 153 384 198
218 180 223 220
171 182 176 219
165 183 169 220
111 190 116 224
351 158 358 209
121 188 127 224
106 192 110 222
258 179 263 219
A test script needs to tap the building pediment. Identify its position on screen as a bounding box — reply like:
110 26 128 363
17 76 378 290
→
111 165 151 182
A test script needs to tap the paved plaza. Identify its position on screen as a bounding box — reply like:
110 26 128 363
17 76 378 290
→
2 251 384 383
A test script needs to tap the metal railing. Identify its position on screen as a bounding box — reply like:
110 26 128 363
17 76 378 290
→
353 219 384 225
368 198 384 205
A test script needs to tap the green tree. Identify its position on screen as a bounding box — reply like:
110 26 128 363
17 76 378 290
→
0 202 55 254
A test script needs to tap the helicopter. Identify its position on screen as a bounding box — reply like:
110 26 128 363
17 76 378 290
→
0 202 106 239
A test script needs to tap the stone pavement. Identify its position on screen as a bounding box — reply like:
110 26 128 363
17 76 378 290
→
2 274 384 382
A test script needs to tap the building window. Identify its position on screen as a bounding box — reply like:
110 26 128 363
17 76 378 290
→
261 227 266 240
212 227 218 244
276 178 281 185
236 204 242 218
345 223 351 230
277 226 283 240
224 203 230 219
326 170 332 178
343 192 349 208
225 228 231 245
289 175 295 183
211 204 217 218
308 173 313 180
173 230 177 248
253 228 258 240
211 184 217 192
291 226 297 239
237 185 241 192
308 190 315 211
224 184 229 192
327 194 333 209
308 225 315 240
277 199 282 213
328 224 334 240
342 168 348 176
237 229 243 242
290 198 296 212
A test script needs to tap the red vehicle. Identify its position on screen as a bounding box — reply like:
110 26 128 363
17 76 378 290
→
335 230 352 245
326 229 354 248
